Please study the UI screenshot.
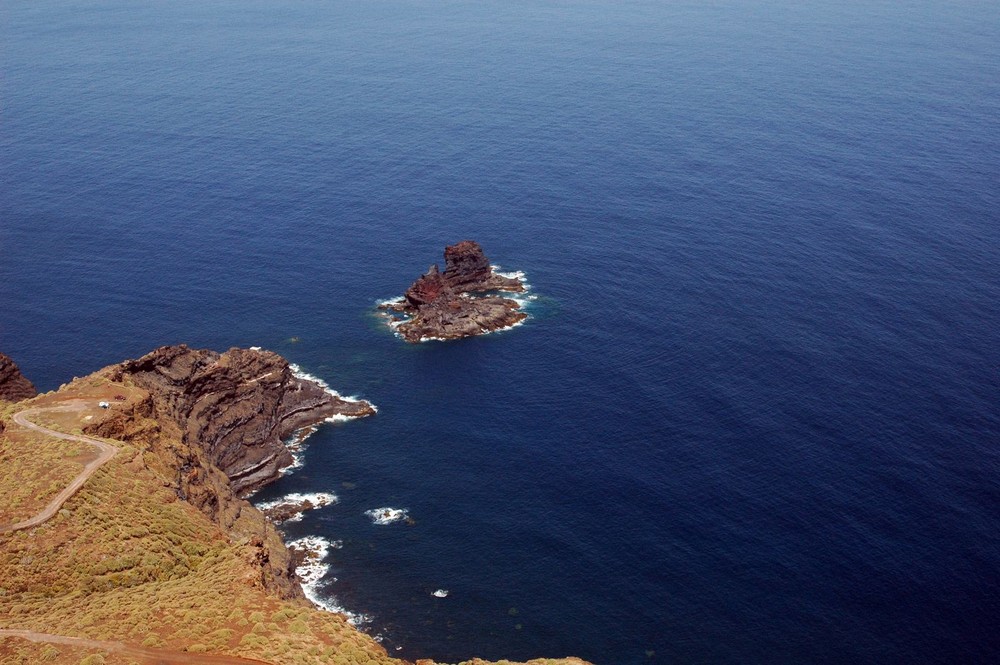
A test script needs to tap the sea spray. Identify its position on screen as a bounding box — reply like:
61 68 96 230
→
255 492 338 524
287 535 370 627
365 507 410 525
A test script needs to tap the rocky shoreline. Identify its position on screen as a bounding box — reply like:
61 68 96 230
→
103 345 376 495
70 344 378 602
379 241 529 342
0 347 589 664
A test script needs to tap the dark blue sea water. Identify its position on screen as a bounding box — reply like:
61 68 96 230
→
3 1 1000 662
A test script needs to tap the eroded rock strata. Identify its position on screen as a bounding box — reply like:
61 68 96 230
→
0 351 37 402
0 345 589 664
75 345 375 601
103 344 374 495
380 240 527 342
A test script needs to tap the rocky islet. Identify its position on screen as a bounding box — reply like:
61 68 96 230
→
380 241 529 342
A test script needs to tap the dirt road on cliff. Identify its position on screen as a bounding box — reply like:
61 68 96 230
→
0 405 278 664
0 629 274 664
1 402 117 534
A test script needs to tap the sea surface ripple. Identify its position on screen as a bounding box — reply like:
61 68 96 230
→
2 1 999 663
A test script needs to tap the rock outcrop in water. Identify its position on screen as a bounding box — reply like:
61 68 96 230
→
0 351 37 402
381 241 527 342
102 345 375 495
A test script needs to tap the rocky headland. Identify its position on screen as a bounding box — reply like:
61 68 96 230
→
77 344 377 601
379 241 528 342
100 344 375 496
0 345 588 665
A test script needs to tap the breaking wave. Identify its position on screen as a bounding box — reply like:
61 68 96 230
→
365 507 409 525
289 363 378 414
287 535 370 626
255 492 338 523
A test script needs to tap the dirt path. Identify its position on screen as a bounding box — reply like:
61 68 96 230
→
1 401 118 534
0 628 273 664
0 405 277 663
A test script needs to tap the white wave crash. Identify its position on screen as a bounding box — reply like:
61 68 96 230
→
255 492 338 523
289 363 377 413
287 535 370 627
365 507 409 525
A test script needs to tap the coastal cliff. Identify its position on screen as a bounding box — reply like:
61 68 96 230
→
0 345 588 665
0 351 37 402
380 241 528 342
75 345 375 600
101 345 374 495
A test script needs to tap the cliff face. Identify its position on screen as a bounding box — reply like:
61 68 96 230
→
441 239 504 291
104 345 375 495
0 345 590 664
405 264 449 308
79 345 376 600
0 352 37 402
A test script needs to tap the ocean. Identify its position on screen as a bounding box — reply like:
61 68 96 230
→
2 0 999 662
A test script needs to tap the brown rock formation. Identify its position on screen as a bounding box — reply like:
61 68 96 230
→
443 240 524 293
78 344 375 600
405 264 450 308
0 351 37 402
102 344 375 495
442 239 493 289
382 241 528 342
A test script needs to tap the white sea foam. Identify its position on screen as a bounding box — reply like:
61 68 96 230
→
277 425 318 476
432 589 449 598
249 346 262 351
508 292 539 307
492 264 532 289
289 363 378 413
282 448 305 474
365 507 409 525
288 535 370 626
256 491 338 510
255 492 338 523
492 266 527 281
375 296 406 307
325 413 361 424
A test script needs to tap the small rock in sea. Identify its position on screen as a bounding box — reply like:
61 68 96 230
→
377 240 528 342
